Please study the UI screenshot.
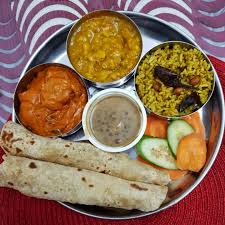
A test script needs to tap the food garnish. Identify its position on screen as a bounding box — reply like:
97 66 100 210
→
179 92 202 112
154 66 194 90
190 76 201 86
174 87 184 96
137 136 177 170
176 133 207 172
137 156 188 181
153 81 162 91
145 115 168 139
167 120 194 156
154 66 203 112
137 112 207 174
183 112 205 139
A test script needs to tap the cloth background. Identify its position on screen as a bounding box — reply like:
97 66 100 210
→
0 1 225 225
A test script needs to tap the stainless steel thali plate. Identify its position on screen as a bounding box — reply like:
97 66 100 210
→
13 11 225 220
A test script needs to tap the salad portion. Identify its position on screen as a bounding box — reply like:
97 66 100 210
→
136 112 207 181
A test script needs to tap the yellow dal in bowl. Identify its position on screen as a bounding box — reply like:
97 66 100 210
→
68 15 141 83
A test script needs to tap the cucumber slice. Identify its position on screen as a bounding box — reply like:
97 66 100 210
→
137 136 177 170
167 120 194 156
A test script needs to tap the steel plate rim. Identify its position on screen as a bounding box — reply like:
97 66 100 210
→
14 11 225 220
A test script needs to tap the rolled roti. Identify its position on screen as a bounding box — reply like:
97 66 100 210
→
0 155 167 211
0 122 170 185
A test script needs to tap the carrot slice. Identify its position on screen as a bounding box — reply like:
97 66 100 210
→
176 133 207 172
167 170 188 181
145 114 168 138
168 174 196 199
183 112 205 139
137 156 188 180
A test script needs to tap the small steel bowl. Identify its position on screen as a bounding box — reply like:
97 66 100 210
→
82 88 147 152
134 41 216 119
66 10 143 89
14 63 89 137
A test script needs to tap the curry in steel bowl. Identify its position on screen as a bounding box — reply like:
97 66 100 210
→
14 64 88 137
67 10 142 84
135 42 214 117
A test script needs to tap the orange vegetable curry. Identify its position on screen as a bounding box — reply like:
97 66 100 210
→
18 66 88 136
68 15 141 82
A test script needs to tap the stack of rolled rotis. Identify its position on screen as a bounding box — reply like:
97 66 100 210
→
0 121 170 212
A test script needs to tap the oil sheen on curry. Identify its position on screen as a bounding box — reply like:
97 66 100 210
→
68 15 141 83
18 66 88 136
89 96 142 147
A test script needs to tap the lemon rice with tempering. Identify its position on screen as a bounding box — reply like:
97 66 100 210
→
135 44 214 116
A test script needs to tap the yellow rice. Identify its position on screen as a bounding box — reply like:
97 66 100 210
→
135 44 214 116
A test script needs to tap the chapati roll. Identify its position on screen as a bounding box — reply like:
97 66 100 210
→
0 122 170 185
0 155 168 211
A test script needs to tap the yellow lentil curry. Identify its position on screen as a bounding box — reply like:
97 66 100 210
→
68 15 141 83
